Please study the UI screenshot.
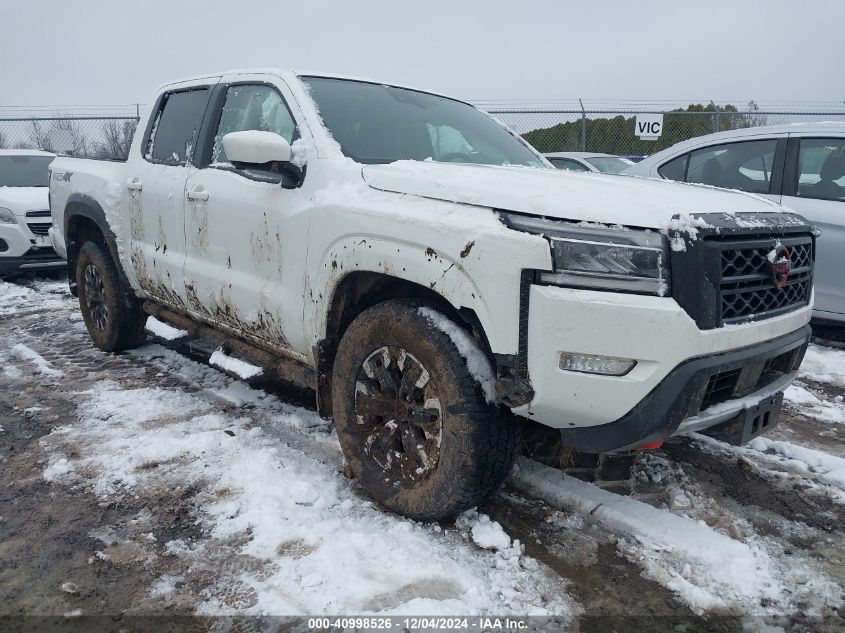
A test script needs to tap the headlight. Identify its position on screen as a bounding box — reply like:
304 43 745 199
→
504 213 670 296
0 207 17 224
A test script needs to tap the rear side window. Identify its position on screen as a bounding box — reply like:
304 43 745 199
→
146 88 209 165
685 139 777 194
657 154 688 181
795 138 845 201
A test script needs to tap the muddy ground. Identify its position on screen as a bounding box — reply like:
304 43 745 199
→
1 272 843 632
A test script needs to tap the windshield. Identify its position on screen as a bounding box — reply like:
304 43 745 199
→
301 77 545 167
584 156 632 174
0 155 53 187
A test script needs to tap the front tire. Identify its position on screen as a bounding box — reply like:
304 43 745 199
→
332 300 517 521
76 241 146 352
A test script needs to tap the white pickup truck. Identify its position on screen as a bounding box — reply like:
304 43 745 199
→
49 70 815 520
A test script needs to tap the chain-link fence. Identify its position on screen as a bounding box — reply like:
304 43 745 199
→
487 108 845 156
2 107 845 162
0 115 140 160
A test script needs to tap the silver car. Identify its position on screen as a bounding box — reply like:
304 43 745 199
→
624 124 845 324
544 152 633 174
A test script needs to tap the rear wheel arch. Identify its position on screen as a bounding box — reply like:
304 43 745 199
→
64 197 126 298
315 271 493 418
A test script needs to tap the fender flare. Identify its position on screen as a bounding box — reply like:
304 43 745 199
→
64 194 132 299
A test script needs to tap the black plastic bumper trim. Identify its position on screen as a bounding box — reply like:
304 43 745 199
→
0 249 64 273
557 325 811 454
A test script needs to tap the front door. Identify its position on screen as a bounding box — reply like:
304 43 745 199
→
182 81 311 359
782 136 845 319
127 85 212 308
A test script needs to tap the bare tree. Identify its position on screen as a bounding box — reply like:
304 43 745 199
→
28 119 52 151
94 119 138 160
48 115 90 155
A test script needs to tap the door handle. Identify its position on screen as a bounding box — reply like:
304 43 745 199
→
186 188 209 201
126 179 143 191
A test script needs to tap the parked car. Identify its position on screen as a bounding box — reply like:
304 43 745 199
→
624 124 845 324
544 152 633 174
619 154 647 163
50 70 814 520
0 149 63 275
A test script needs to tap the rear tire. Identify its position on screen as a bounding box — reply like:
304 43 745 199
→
76 241 146 352
332 299 517 521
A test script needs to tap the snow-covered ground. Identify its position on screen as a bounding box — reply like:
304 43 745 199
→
2 275 845 629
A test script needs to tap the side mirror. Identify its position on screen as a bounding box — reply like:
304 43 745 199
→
222 130 292 165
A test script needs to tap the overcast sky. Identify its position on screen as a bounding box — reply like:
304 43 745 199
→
3 0 843 110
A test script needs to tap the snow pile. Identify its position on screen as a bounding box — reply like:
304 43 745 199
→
209 349 263 380
747 437 845 490
39 360 575 617
43 457 74 482
456 510 512 550
510 457 792 615
784 383 845 424
11 343 63 377
799 344 845 388
418 307 496 403
144 316 188 341
692 433 845 503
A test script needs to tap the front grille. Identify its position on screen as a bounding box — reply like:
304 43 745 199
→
25 209 51 218
669 213 816 330
717 236 813 324
27 223 51 236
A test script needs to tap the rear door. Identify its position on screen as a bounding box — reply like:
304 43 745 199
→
126 80 215 307
781 134 845 320
181 76 313 359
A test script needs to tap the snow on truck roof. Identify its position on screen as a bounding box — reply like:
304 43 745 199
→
155 68 458 102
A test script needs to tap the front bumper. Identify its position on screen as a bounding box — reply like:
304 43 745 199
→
511 282 812 451
0 219 62 274
557 325 809 453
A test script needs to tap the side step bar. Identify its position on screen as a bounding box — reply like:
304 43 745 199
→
142 301 316 392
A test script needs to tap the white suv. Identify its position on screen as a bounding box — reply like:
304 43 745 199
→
0 149 63 275
48 70 815 519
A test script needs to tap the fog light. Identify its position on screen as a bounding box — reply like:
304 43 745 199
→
559 353 636 376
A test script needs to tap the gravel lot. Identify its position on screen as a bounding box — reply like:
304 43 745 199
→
1 273 844 632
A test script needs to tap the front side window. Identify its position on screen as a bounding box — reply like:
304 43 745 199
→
145 88 209 165
796 138 845 201
0 155 53 187
685 139 778 194
211 84 297 164
549 158 589 172
300 76 545 167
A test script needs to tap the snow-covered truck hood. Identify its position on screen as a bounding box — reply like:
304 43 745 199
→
361 162 782 228
0 186 50 216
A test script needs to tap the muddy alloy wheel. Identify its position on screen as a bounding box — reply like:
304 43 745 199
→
355 346 443 482
75 241 147 352
332 299 519 522
83 263 109 331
